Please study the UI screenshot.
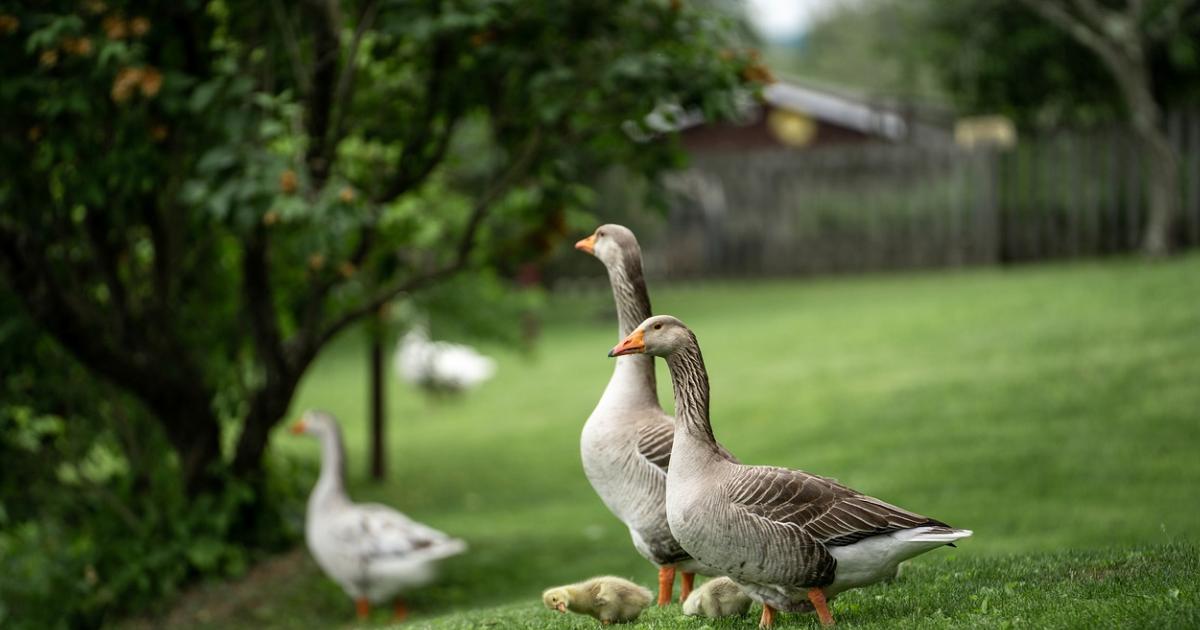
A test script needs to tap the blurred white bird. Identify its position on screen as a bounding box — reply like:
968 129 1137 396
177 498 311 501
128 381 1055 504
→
291 410 467 621
393 327 496 394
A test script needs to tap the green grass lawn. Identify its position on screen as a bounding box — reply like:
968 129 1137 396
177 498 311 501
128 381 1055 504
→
129 255 1200 628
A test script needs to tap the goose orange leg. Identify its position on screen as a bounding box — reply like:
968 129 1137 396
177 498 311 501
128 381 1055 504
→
807 588 835 626
679 572 695 603
393 597 408 622
657 566 676 607
759 603 776 628
355 597 370 620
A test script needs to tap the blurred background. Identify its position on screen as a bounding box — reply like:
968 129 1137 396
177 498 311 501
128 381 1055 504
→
1 1 1197 628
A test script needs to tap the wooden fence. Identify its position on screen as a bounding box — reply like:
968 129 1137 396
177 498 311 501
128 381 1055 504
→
637 112 1200 279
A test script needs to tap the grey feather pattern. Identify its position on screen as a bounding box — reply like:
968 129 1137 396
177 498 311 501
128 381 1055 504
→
726 467 947 549
635 423 674 472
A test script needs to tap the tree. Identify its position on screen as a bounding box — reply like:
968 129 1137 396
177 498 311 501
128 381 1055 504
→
0 0 760 529
1015 0 1192 255
908 0 1198 255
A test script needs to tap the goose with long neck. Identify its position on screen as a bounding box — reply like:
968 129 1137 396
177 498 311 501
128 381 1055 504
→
610 317 972 628
291 410 467 622
575 224 732 605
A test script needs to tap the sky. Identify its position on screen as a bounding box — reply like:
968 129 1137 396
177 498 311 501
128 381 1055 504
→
745 0 849 41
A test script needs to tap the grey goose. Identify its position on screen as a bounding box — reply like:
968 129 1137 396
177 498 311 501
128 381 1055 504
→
575 224 737 605
609 316 972 627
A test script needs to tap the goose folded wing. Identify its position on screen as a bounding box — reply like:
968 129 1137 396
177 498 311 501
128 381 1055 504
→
726 466 945 547
326 505 462 561
635 422 675 472
635 420 740 473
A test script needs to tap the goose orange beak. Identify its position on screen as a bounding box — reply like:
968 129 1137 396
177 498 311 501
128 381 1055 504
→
574 234 596 255
609 328 645 357
555 603 567 613
289 419 307 434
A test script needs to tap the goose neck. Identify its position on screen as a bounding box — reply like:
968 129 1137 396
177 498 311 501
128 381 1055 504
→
605 253 657 394
310 427 350 510
606 256 653 339
664 339 718 448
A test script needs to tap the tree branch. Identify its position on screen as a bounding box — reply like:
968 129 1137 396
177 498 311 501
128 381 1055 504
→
313 130 543 349
376 36 457 204
1070 0 1116 30
1021 0 1109 56
291 32 457 353
0 224 155 399
242 225 289 378
326 0 379 167
1145 0 1189 40
81 207 131 337
1020 0 1139 92
304 0 342 188
1124 0 1146 21
269 0 311 95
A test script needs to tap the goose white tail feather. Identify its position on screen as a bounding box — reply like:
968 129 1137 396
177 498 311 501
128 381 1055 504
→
904 528 973 543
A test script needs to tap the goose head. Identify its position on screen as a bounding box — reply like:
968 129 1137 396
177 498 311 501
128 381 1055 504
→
289 409 339 438
542 586 571 613
609 315 691 358
574 224 641 269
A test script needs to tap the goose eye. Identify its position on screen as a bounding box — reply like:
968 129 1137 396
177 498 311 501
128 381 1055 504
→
597 231 604 237
653 323 662 330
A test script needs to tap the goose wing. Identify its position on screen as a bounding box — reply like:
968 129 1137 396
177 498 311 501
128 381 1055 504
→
325 504 466 563
636 419 740 473
635 422 675 472
726 466 945 547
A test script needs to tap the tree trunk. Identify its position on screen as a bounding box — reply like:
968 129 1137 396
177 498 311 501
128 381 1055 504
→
1114 64 1180 257
369 310 386 481
1017 0 1181 256
146 388 224 496
1135 125 1180 256
232 374 302 478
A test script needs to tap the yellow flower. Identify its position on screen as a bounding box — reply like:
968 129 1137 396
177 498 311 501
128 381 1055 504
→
103 16 128 40
279 169 298 194
39 49 59 68
139 67 163 97
63 37 94 56
0 15 19 35
130 16 150 37
111 67 144 103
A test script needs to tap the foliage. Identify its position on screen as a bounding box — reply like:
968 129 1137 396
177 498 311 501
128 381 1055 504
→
0 0 760 624
0 300 308 629
118 253 1200 627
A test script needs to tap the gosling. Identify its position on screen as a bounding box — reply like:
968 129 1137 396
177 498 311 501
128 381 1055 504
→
682 576 752 618
542 576 653 625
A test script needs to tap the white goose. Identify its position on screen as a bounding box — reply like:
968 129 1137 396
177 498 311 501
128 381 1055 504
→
394 327 496 394
290 410 467 621
575 224 736 606
609 317 972 627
